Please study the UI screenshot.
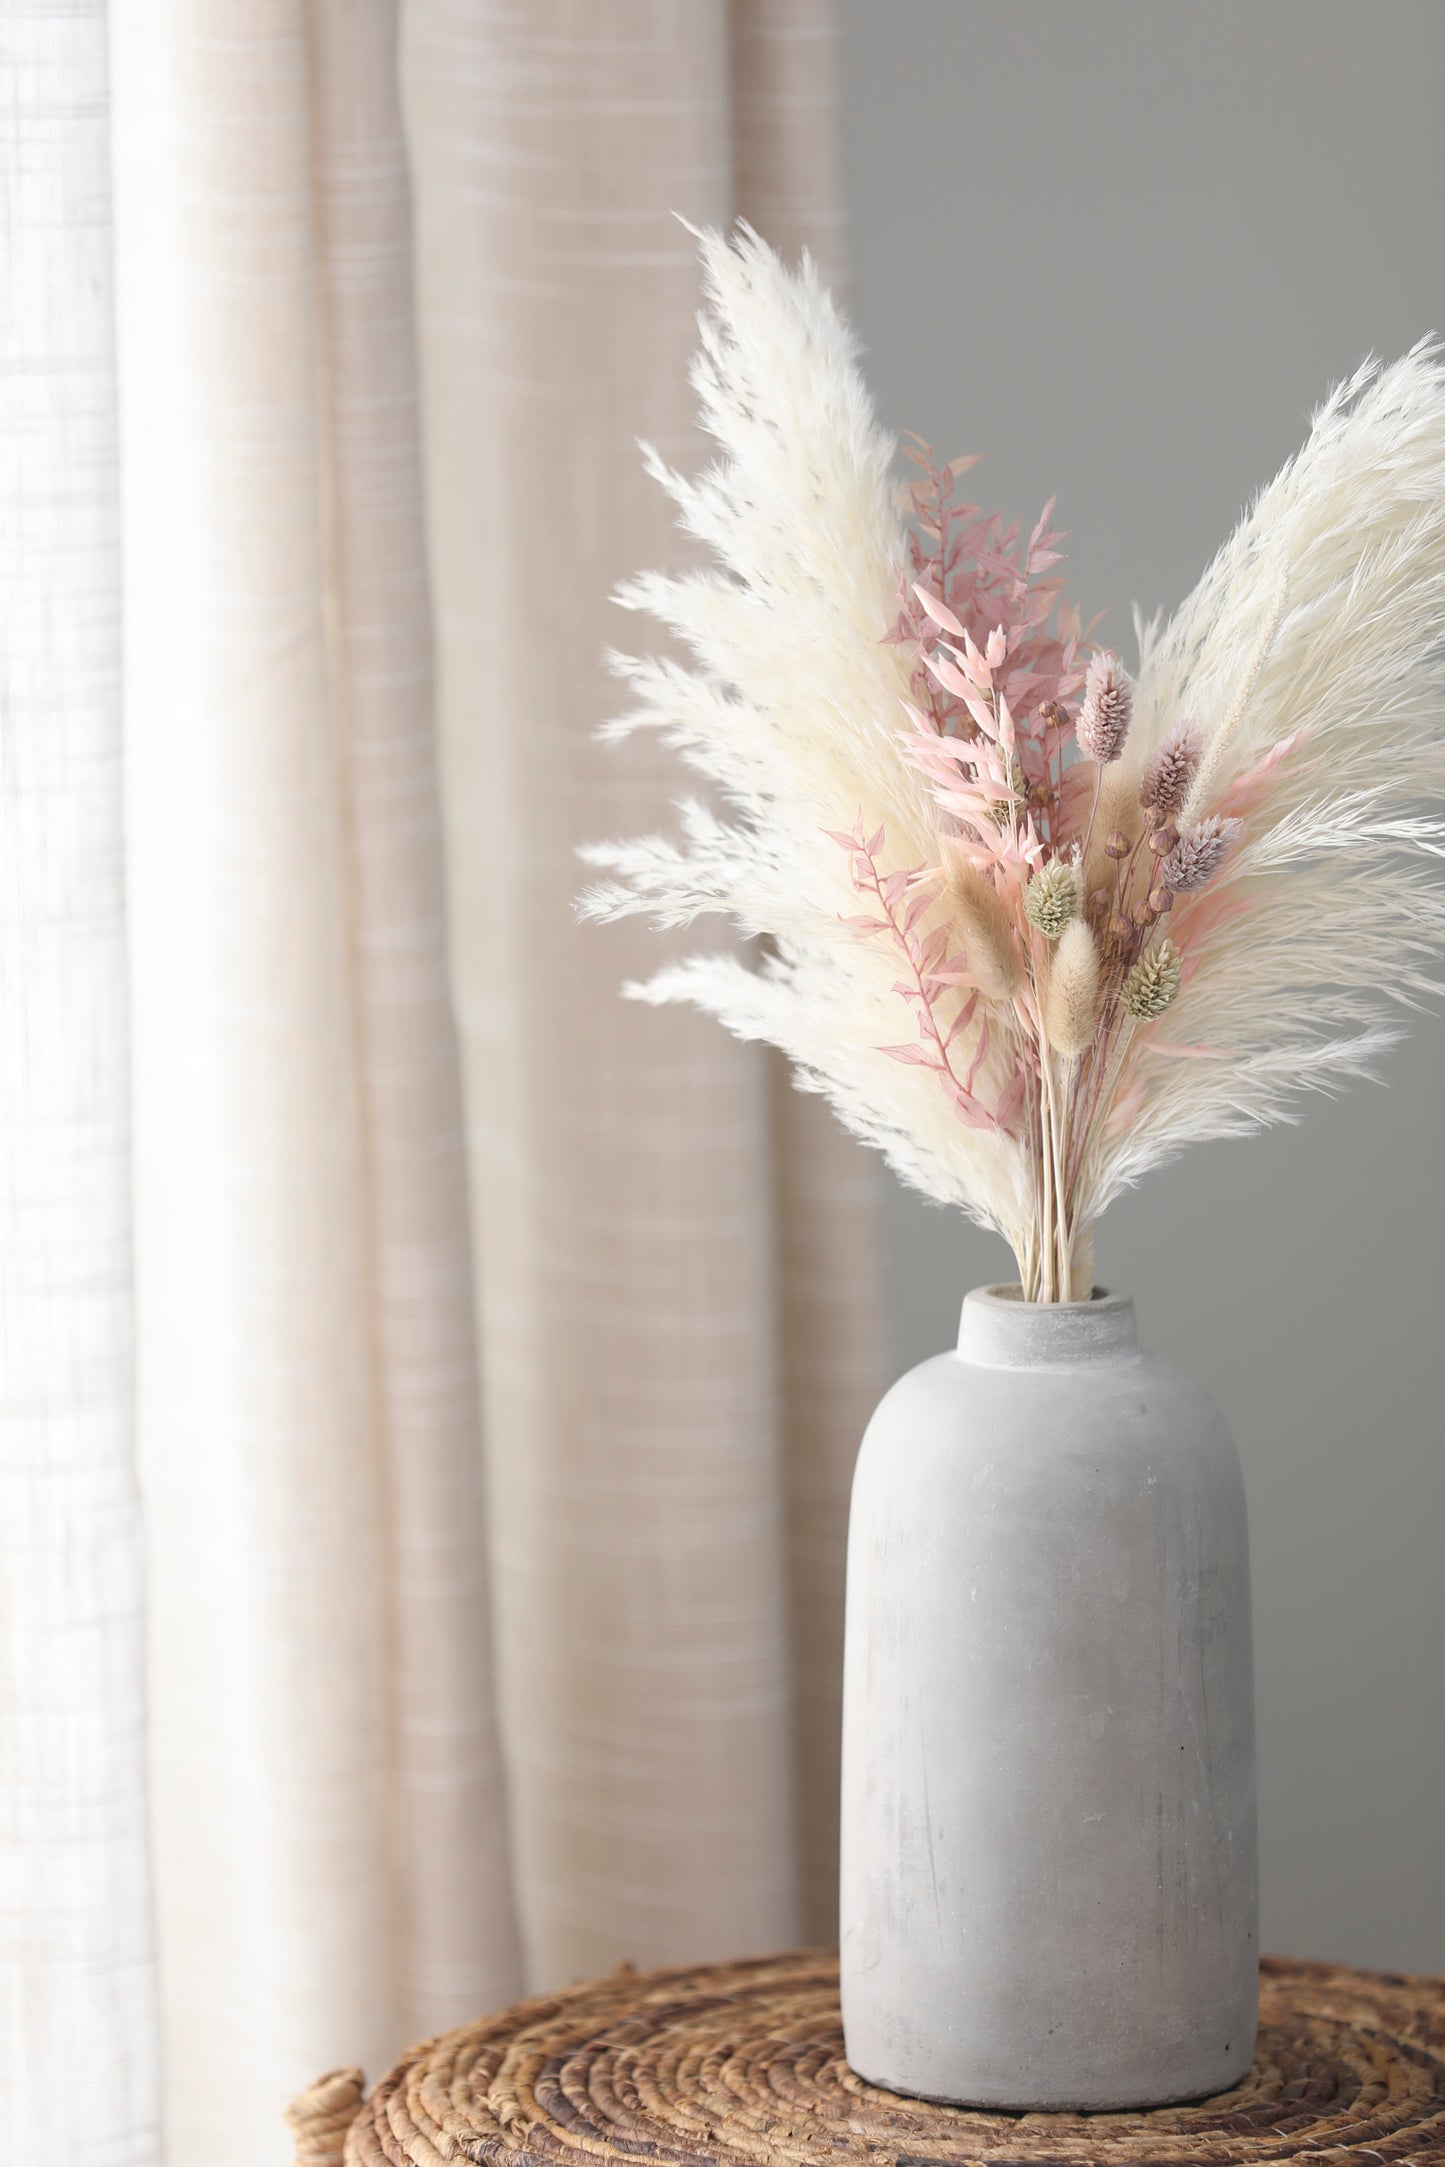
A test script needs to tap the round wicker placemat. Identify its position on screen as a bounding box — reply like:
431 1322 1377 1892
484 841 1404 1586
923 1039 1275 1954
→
289 1949 1445 2167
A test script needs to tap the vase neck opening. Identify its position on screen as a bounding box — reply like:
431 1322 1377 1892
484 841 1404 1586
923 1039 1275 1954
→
957 1284 1139 1369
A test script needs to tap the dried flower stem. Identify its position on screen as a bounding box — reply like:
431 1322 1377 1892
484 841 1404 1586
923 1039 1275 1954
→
848 836 1010 1132
1081 766 1103 867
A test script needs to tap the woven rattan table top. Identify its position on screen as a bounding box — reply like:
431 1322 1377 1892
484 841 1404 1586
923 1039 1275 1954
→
289 1948 1445 2167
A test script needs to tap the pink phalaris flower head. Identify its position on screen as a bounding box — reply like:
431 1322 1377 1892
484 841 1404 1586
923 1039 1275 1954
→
1159 813 1243 893
959 629 994 688
985 624 1009 669
1140 718 1202 818
1074 650 1132 762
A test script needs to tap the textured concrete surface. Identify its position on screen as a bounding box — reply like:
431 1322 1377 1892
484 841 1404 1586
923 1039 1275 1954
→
840 1288 1258 2109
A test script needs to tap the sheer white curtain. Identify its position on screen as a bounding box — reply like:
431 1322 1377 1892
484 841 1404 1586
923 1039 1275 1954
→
0 6 160 2156
1 4 882 2161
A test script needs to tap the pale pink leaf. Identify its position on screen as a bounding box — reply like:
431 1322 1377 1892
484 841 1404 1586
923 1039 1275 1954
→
995 1069 1027 1129
879 1043 941 1067
947 1086 996 1131
945 989 981 1046
913 583 965 637
965 1014 991 1093
917 924 950 974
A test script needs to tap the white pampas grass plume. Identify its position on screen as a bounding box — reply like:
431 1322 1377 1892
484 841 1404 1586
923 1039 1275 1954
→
1075 650 1133 762
1044 920 1100 1057
1180 573 1290 822
580 226 1029 1247
943 846 1025 998
1023 857 1080 938
1092 341 1445 1220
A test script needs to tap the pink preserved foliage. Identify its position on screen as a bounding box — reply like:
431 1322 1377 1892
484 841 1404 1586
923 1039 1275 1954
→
883 443 1089 851
827 812 1028 1136
834 444 1295 1298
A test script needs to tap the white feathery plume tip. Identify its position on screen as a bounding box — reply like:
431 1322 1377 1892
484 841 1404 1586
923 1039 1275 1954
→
581 224 1445 1299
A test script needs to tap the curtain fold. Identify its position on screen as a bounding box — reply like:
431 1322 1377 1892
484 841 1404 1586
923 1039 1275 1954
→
404 0 799 1989
305 0 523 2039
15 2 881 2157
111 2 519 2156
0 6 160 2158
729 0 890 1945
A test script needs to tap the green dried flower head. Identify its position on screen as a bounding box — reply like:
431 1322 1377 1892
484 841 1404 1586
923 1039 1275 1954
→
1123 938 1182 1020
1023 857 1080 939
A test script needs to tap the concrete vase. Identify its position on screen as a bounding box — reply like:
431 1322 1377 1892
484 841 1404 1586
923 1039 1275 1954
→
839 1285 1258 2110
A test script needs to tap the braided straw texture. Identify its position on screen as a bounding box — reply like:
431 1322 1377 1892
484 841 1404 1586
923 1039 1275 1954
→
291 1950 1445 2167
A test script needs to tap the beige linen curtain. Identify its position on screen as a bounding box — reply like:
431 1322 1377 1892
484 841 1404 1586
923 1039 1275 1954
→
3 4 882 2161
402 0 881 1985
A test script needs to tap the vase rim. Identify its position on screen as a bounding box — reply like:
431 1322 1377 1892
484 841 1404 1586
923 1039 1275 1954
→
957 1283 1140 1369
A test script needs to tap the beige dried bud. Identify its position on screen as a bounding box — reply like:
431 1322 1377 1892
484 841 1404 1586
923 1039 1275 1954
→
943 844 1024 1001
1139 719 1202 819
1160 815 1242 893
1123 938 1182 1020
1148 885 1174 914
1146 822 1179 856
1043 919 1101 1058
1023 857 1080 939
1075 651 1133 763
1104 829 1131 860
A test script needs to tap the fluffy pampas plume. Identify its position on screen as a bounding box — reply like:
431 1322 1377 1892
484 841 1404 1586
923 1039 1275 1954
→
1044 921 1101 1058
943 845 1025 999
582 225 1445 1300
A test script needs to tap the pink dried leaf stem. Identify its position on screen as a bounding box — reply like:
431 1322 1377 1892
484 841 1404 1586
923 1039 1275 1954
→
833 822 1010 1133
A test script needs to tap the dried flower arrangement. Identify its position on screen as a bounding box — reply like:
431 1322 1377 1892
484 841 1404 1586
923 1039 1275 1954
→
582 228 1445 1301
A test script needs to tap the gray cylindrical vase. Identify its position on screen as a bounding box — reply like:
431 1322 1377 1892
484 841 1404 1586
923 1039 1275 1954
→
839 1285 1258 2111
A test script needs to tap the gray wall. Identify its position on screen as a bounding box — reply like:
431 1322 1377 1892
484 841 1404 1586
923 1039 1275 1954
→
841 0 1445 1973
